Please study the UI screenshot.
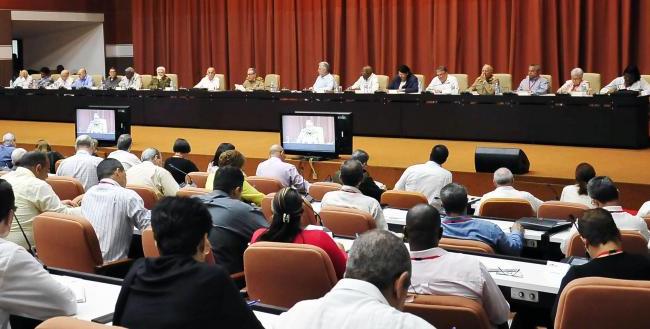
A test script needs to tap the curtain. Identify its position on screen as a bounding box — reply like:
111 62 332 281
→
132 0 650 90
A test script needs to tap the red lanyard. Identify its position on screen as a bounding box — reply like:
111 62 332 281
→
411 255 440 261
594 249 623 259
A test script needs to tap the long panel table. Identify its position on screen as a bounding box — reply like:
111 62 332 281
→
1 88 647 148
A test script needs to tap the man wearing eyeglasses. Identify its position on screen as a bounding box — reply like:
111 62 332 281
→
242 67 265 91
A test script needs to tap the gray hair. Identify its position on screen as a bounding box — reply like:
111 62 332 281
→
351 149 370 165
11 148 27 167
141 147 160 162
75 134 93 149
2 132 15 146
116 134 133 151
345 230 411 291
570 67 584 78
318 61 330 72
493 167 514 186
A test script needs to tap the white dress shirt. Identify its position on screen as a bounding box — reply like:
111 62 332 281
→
255 156 310 193
426 75 459 94
394 161 452 209
271 278 435 329
51 77 74 89
126 161 179 199
600 76 650 95
638 201 650 218
559 184 594 208
312 73 337 92
560 206 650 255
0 238 77 329
194 76 221 91
349 74 379 93
108 150 142 171
409 247 509 327
320 185 387 230
119 74 142 90
81 179 151 262
56 150 103 191
1 167 82 249
477 186 543 214
12 76 33 89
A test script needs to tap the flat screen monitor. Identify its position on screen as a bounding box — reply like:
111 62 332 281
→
281 112 353 158
75 106 131 146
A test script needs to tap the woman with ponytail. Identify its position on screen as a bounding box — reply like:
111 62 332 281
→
250 187 347 278
560 163 596 208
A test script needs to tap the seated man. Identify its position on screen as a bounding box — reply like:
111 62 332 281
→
0 133 16 169
0 179 77 327
103 67 120 90
194 67 220 90
56 135 103 190
71 68 94 89
86 113 108 134
36 67 54 88
387 64 419 93
394 145 452 209
119 67 142 90
242 67 265 91
440 183 524 256
515 64 549 95
149 66 172 90
108 134 142 170
195 166 269 275
52 69 74 89
2 151 81 249
468 64 501 95
407 204 510 328
113 197 263 329
560 176 650 255
12 70 32 89
332 149 384 202
311 61 337 92
295 119 325 144
126 148 179 199
425 66 459 94
256 144 310 193
272 230 435 329
476 167 543 214
82 159 151 262
347 66 379 93
10 148 27 169
321 160 387 230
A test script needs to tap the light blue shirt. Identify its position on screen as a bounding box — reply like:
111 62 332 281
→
312 73 336 92
441 215 523 256
0 145 15 168
71 76 93 89
516 76 549 95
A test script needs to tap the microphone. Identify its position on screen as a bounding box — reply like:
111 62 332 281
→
167 163 188 175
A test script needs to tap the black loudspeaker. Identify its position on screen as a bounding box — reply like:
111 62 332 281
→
475 147 530 174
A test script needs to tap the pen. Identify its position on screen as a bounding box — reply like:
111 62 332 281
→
247 299 261 307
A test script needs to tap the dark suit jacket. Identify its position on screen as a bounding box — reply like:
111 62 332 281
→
388 74 419 93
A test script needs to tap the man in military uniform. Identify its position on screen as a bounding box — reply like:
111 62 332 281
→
468 64 501 95
149 66 172 90
242 67 265 90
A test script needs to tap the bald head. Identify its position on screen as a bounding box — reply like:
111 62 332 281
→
493 167 514 186
269 144 284 157
481 64 494 79
405 204 442 251
362 66 373 79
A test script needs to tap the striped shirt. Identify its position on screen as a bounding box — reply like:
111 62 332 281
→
56 150 103 191
81 178 151 262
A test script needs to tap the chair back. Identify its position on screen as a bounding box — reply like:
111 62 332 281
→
538 201 588 221
176 187 210 198
31 73 42 81
91 74 103 87
404 294 492 329
261 193 319 226
247 176 284 195
188 171 209 188
36 316 126 328
478 198 535 221
141 226 215 264
166 73 178 88
33 212 103 273
554 277 650 329
215 74 226 90
583 73 601 92
541 74 553 93
51 74 61 81
140 74 152 89
439 237 495 254
319 206 376 236
492 73 512 92
332 74 341 88
643 216 650 230
381 190 428 209
376 74 389 91
642 75 650 86
414 74 425 92
566 230 649 257
126 184 159 209
46 176 85 201
264 74 281 90
309 182 341 201
244 242 338 308
450 73 468 91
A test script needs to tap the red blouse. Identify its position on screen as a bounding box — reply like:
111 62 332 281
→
251 229 347 279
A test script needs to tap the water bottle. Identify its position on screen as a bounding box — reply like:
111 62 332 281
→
494 80 501 95
8 79 12 88
270 80 276 92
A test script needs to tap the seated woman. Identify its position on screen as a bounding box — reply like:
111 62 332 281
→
163 138 199 185
600 64 650 94
557 67 592 94
113 197 263 329
251 187 347 279
205 150 264 206
560 162 596 208
387 64 419 93
207 142 235 174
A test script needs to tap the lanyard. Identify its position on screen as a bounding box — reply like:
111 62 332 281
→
594 249 623 259
411 255 440 261
529 79 536 91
